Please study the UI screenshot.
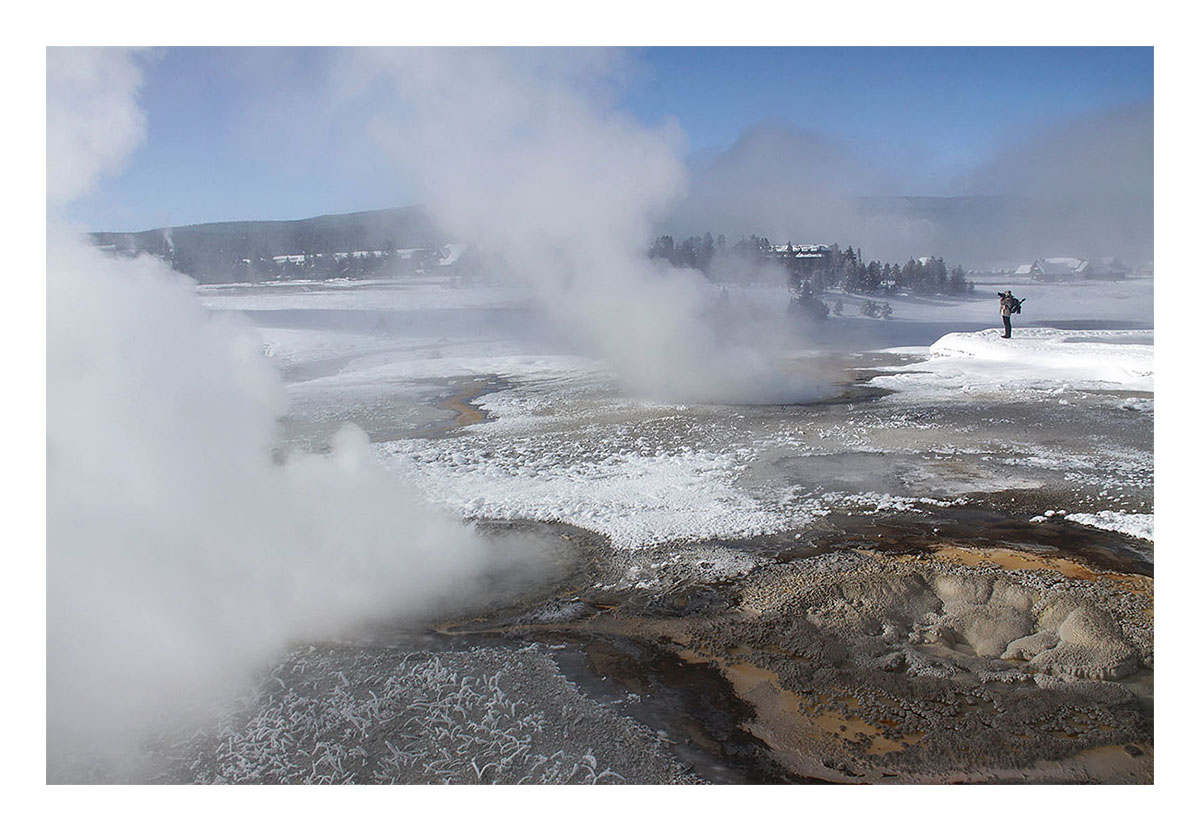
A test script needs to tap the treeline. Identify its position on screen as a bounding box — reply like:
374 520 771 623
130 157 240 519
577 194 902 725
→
802 243 971 297
207 247 450 284
648 233 972 297
648 232 724 273
90 206 445 284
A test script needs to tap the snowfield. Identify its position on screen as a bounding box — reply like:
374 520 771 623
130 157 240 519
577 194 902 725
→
869 327 1153 401
199 274 1154 554
197 278 529 312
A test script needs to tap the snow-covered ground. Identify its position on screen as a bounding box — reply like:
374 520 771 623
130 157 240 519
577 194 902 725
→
869 327 1153 401
196 276 530 312
199 273 1154 552
1032 509 1154 544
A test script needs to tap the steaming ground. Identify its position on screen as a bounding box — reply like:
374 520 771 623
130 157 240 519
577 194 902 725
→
123 272 1155 784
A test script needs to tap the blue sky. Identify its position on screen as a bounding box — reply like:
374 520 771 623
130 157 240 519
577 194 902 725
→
68 46 1153 232
630 47 1151 162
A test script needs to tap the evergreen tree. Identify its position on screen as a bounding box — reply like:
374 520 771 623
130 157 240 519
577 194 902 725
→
865 260 882 294
949 264 967 294
650 235 675 261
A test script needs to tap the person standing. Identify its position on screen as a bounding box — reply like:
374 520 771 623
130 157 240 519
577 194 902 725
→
998 290 1020 338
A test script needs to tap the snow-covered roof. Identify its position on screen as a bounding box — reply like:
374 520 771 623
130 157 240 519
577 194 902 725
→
770 243 829 255
438 243 471 266
1037 257 1087 275
1013 264 1034 275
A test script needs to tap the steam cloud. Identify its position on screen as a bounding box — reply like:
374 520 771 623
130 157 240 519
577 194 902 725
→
667 121 899 248
961 102 1153 265
341 48 830 404
665 106 1153 269
47 49 493 781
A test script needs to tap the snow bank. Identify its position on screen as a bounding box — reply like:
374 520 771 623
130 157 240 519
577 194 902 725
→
1064 510 1154 542
1030 509 1153 543
871 327 1153 399
931 328 1152 385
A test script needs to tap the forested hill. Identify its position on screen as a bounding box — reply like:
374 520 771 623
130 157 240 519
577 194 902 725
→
90 206 445 284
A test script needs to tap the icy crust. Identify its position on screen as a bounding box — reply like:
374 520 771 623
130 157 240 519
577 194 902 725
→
1063 511 1154 542
870 327 1154 399
386 438 786 551
384 437 976 552
382 383 972 552
377 378 801 551
381 374 1148 552
154 643 699 784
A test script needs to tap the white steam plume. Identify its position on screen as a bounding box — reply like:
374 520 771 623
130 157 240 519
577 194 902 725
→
46 47 148 208
665 107 1153 269
343 48 829 404
47 48 492 781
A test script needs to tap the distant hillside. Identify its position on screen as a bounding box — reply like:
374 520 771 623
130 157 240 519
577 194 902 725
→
91 206 446 283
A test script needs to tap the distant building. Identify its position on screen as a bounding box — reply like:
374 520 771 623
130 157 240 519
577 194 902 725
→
768 244 831 284
1011 257 1128 281
769 243 830 269
769 243 829 255
1037 258 1089 280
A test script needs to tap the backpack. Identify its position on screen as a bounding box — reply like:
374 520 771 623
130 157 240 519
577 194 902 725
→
1012 298 1022 314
